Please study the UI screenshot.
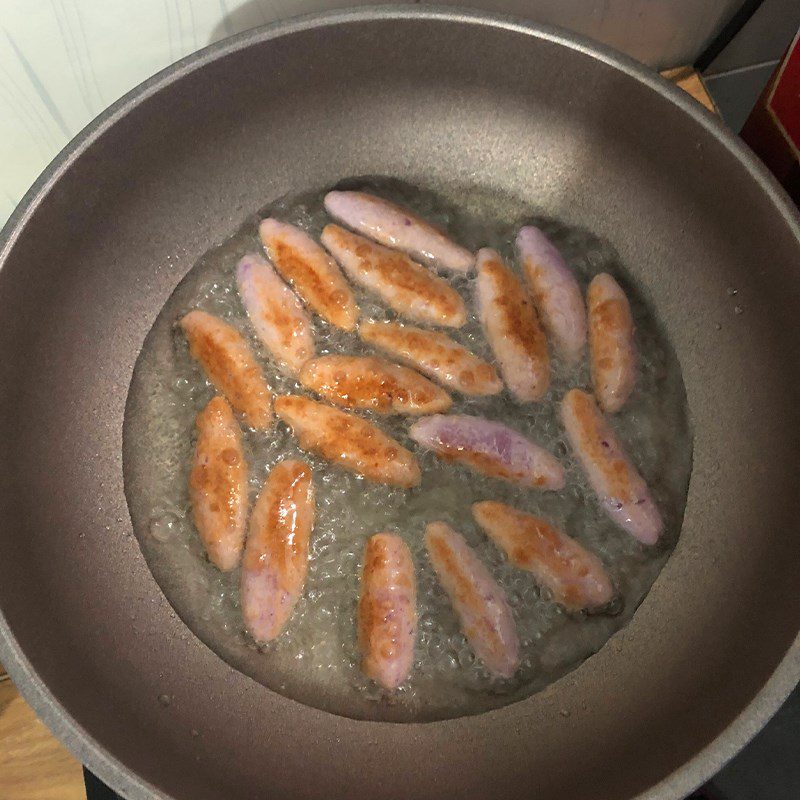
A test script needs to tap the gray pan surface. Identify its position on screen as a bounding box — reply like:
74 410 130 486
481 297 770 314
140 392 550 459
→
0 7 798 800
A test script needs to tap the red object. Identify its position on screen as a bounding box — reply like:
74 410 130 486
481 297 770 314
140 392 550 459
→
767 29 800 155
741 28 800 204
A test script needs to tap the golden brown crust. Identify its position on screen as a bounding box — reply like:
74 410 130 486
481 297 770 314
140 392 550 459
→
483 256 548 368
249 276 306 354
360 321 501 396
299 355 451 413
262 225 358 331
563 389 635 502
274 395 421 487
426 529 475 603
323 225 466 326
189 396 248 571
472 500 612 611
587 274 636 412
180 310 273 429
243 460 314 580
358 534 416 686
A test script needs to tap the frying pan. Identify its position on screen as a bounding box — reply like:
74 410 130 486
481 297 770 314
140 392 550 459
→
0 7 798 800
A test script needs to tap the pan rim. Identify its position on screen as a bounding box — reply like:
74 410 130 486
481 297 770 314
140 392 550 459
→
0 6 798 800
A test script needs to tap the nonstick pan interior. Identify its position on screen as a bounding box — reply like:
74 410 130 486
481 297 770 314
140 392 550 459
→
0 8 798 800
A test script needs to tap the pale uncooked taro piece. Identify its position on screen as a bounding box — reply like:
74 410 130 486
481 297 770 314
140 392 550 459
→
561 389 663 545
358 533 417 689
240 459 315 643
587 272 636 413
475 248 550 402
517 225 587 365
259 218 358 331
189 396 248 571
299 354 451 415
274 395 421 488
321 224 466 328
472 501 614 612
324 190 474 273
236 253 314 376
359 320 502 397
180 310 273 430
408 414 565 490
425 522 519 679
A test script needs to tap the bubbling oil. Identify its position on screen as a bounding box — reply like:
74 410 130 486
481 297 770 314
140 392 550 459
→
123 178 692 721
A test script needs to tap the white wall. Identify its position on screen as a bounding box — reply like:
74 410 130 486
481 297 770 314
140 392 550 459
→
0 0 742 224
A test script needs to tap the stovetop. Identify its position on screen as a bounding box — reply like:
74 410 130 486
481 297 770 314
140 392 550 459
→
84 686 799 799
